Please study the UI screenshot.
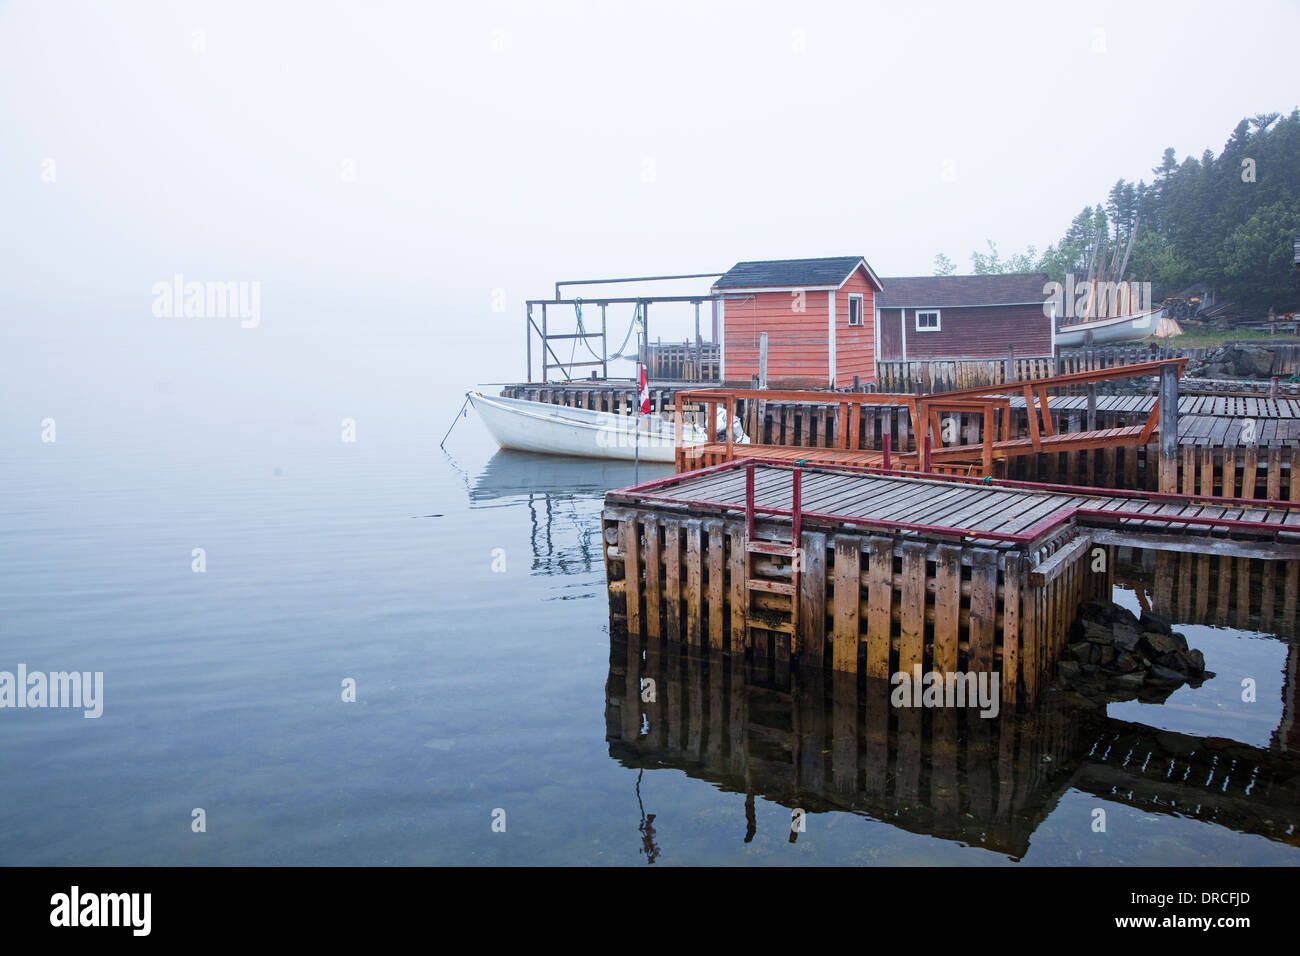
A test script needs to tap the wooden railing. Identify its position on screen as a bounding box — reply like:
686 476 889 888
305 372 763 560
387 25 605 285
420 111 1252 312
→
672 359 1188 477
673 387 923 468
876 343 1300 393
645 341 720 382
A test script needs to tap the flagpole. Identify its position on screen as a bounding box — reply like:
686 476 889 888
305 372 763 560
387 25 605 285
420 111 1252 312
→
634 329 642 485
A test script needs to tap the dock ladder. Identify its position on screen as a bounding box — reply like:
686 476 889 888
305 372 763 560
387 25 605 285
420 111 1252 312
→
743 463 802 643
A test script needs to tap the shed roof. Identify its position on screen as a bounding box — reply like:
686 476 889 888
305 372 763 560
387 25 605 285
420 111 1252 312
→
714 256 882 291
876 273 1050 309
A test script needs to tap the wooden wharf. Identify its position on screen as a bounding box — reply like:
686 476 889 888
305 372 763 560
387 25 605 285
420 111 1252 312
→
673 359 1186 479
506 356 1300 499
603 459 1300 707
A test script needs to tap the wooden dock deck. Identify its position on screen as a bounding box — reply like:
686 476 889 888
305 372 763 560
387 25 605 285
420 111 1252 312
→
625 461 1300 554
603 459 1300 707
510 357 1300 498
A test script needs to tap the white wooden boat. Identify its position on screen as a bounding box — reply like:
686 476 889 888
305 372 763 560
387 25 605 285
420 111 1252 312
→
1055 307 1165 347
467 391 748 462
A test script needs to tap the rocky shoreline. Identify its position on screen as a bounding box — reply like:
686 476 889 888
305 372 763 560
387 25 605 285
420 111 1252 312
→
1185 343 1291 380
1056 598 1214 705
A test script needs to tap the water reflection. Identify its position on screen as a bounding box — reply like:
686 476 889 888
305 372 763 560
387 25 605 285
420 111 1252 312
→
470 450 673 576
605 635 1300 860
1115 547 1298 639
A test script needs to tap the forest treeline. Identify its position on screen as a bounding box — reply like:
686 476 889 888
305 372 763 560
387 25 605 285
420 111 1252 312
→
933 112 1300 313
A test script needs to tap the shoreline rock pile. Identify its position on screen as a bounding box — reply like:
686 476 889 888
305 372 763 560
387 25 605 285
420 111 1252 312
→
1185 344 1280 380
1056 598 1214 705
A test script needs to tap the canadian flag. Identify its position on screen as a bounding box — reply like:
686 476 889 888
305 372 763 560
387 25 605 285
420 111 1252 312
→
637 364 651 415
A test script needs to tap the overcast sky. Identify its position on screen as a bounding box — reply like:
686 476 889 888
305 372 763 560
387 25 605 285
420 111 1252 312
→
3 0 1298 419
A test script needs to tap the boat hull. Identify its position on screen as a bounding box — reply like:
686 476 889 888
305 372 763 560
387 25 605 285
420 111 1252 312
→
468 392 690 463
1056 308 1164 347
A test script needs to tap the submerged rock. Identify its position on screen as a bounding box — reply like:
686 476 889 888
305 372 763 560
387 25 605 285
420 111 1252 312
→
1056 598 1214 704
1140 610 1174 634
1113 624 1141 652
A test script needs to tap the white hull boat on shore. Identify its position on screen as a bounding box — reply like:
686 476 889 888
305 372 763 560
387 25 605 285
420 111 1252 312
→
1055 307 1167 347
467 391 748 463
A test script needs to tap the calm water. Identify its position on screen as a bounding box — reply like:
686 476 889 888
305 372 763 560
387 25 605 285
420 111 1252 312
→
1 403 1297 865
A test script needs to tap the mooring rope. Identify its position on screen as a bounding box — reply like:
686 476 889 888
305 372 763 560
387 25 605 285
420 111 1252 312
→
605 300 645 362
572 298 607 364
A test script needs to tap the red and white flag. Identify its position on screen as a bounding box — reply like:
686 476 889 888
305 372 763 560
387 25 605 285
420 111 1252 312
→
637 364 651 415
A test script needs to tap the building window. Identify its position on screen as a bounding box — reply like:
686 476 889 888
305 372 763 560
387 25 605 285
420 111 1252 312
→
915 309 941 332
847 294 863 326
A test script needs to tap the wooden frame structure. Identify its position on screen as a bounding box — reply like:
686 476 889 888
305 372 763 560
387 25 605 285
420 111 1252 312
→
673 387 925 472
604 458 1300 706
672 358 1189 480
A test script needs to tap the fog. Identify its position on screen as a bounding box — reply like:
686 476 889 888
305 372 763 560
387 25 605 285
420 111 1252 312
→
3 0 1296 446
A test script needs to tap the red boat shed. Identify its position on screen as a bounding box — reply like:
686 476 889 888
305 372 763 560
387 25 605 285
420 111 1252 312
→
712 256 883 388
875 273 1054 361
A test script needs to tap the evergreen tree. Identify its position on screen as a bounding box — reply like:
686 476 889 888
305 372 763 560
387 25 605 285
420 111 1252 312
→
1034 114 1300 312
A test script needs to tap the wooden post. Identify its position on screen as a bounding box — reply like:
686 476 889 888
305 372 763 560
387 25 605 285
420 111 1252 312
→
706 520 725 650
694 301 702 376
932 545 961 673
1002 554 1022 706
1005 345 1015 385
1086 384 1097 431
832 537 861 671
758 332 769 390
728 528 747 650
968 550 998 675
622 516 640 635
799 531 826 667
895 542 924 676
644 516 661 637
865 538 894 679
1158 361 1179 492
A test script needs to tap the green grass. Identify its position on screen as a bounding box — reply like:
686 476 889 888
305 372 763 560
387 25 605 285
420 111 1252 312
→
1137 327 1298 348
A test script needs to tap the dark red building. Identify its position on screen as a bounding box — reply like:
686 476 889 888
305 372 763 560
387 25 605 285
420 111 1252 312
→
875 273 1053 361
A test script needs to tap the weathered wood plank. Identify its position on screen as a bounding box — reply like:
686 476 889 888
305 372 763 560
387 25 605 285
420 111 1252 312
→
1029 535 1092 587
1242 445 1259 500
932 544 961 674
1002 554 1022 705
643 516 661 637
1022 575 1039 703
728 528 746 650
866 537 894 680
663 520 681 641
899 542 927 674
799 531 827 666
622 516 641 636
832 536 861 672
706 520 725 650
968 549 998 675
